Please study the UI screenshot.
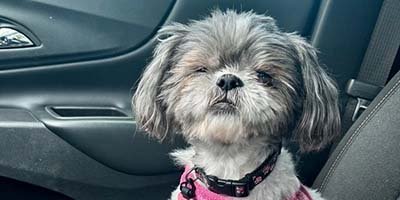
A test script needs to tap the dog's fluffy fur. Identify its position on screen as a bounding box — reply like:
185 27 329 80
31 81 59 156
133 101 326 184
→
133 10 340 200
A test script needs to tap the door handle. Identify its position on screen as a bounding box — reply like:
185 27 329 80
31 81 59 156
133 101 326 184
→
0 27 34 49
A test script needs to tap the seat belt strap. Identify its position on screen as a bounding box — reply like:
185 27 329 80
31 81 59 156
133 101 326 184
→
329 0 400 154
344 0 400 122
356 0 400 86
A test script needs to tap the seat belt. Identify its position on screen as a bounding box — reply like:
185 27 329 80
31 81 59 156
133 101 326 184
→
341 0 400 133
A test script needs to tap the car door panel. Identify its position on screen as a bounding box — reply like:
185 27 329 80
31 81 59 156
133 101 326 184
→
0 0 175 69
0 108 178 200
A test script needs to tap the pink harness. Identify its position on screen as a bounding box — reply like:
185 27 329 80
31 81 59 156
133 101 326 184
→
177 166 313 200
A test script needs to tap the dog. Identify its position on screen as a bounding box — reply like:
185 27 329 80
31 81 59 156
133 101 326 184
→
133 10 340 200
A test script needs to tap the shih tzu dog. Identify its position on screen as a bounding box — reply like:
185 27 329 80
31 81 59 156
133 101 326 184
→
133 10 340 200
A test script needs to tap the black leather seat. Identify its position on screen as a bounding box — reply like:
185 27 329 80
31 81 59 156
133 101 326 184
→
313 71 400 200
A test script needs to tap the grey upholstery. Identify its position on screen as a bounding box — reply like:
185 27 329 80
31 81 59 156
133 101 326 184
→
313 71 400 200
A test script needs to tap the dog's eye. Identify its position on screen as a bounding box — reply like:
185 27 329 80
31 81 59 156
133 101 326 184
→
195 67 208 73
256 71 273 86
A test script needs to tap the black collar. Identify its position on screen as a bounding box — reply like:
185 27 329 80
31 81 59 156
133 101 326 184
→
185 148 281 198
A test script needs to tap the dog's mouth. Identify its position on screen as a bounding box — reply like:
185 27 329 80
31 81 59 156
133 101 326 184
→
209 98 237 114
214 99 234 106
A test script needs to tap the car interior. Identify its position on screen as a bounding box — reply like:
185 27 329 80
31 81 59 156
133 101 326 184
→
0 0 399 199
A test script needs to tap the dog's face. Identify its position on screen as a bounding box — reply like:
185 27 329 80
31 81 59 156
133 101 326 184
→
134 10 340 152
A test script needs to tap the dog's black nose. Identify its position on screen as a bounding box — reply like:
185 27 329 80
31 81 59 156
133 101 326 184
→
216 74 244 91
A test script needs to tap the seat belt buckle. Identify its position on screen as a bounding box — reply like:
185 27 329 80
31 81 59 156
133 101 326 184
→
345 79 383 121
352 98 370 121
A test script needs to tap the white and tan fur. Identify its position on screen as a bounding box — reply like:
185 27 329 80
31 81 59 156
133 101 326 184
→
133 10 340 200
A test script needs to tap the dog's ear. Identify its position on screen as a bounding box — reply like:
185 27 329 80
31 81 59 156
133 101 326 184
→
133 23 188 140
288 34 341 152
